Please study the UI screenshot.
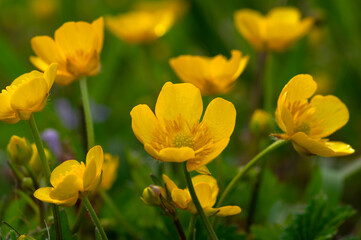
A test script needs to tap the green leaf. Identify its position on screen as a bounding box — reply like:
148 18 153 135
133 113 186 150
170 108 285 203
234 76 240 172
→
281 195 355 240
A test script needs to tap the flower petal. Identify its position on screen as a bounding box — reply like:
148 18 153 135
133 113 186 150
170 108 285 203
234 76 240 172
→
172 188 191 209
10 77 48 117
158 147 195 162
162 174 178 192
192 175 218 207
91 17 104 53
215 206 241 217
0 91 18 123
187 138 230 172
50 160 82 187
130 104 158 144
310 95 349 138
31 36 65 67
84 145 104 190
291 132 354 157
201 98 236 142
155 82 203 126
194 182 213 209
234 9 265 50
50 174 82 201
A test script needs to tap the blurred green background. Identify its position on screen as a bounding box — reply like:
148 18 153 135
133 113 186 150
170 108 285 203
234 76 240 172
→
0 0 361 239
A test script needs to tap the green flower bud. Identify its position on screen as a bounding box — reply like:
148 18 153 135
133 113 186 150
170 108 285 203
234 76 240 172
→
7 136 32 166
21 177 34 191
141 185 166 206
250 109 272 135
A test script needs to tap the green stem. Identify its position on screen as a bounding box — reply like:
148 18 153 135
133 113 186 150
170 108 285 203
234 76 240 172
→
28 114 62 240
99 190 140 239
173 216 186 240
182 163 218 240
79 77 95 149
7 161 25 182
25 165 39 189
83 197 108 240
28 115 51 183
216 140 287 208
187 214 197 240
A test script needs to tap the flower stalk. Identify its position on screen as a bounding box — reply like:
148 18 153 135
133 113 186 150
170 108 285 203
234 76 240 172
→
216 140 287 209
80 77 95 149
28 114 62 239
187 214 197 240
182 163 218 240
83 197 108 240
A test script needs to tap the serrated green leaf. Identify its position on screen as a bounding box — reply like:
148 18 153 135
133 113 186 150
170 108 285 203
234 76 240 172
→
281 195 355 240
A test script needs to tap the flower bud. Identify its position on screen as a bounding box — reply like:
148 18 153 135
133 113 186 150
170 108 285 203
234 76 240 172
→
250 109 272 135
7 136 32 166
21 177 34 191
141 185 166 206
29 144 51 175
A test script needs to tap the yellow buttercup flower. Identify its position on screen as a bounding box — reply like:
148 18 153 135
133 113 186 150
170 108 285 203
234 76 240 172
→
234 7 314 51
106 1 185 43
169 50 249 95
34 145 104 206
163 174 241 216
131 82 236 172
30 17 104 85
100 153 119 190
273 74 354 157
0 63 57 123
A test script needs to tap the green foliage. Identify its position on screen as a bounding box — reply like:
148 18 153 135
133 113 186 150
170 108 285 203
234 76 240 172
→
281 195 355 240
252 224 283 240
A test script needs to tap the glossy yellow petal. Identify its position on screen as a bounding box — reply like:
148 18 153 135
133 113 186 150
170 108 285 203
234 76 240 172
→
155 82 203 126
144 144 160 159
162 174 178 192
101 153 119 190
130 104 158 144
187 138 230 172
195 165 211 175
0 91 18 124
34 186 79 206
201 98 236 142
215 206 241 217
50 174 82 201
192 175 218 206
11 71 43 87
310 95 349 138
169 55 211 87
30 36 65 68
158 147 195 162
43 63 58 91
91 17 104 53
50 160 82 187
279 74 317 103
172 188 191 209
194 182 213 209
291 132 354 157
10 77 48 119
234 9 265 50
84 145 104 190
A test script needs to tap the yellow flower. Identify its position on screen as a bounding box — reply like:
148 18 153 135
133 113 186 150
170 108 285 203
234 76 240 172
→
250 109 272 135
131 82 236 172
105 1 185 44
169 50 249 95
100 153 119 190
273 74 354 157
234 7 313 51
163 174 241 216
7 136 32 165
0 63 58 123
34 145 104 206
30 17 104 85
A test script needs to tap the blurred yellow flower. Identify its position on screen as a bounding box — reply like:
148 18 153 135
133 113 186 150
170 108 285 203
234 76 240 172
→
106 1 185 43
131 82 236 172
34 145 104 206
100 153 119 190
7 136 32 166
273 74 354 157
29 143 51 175
30 0 58 20
0 63 57 123
30 17 104 85
234 7 313 51
163 174 241 216
250 109 272 135
169 50 249 95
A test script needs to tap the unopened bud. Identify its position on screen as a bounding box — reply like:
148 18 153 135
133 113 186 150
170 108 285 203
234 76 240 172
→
7 136 32 166
141 185 166 206
250 109 272 135
21 177 34 191
29 144 51 175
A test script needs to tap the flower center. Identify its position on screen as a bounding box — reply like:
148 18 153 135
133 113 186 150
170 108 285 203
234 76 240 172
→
295 122 311 135
173 133 194 148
